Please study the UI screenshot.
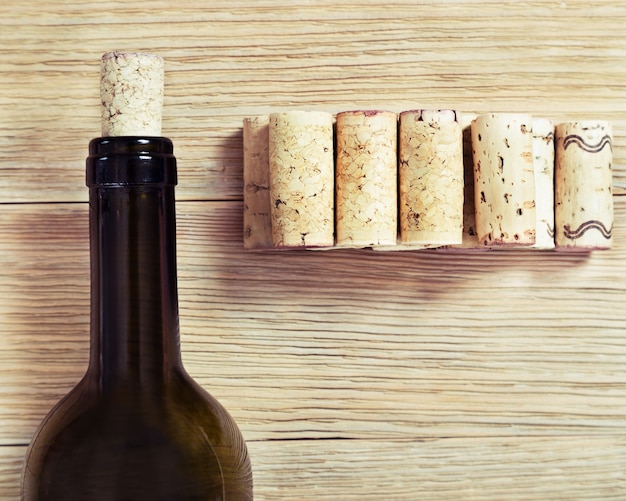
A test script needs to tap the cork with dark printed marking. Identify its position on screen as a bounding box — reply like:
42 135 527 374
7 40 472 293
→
555 121 613 250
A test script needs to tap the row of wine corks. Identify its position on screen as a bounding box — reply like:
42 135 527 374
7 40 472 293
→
243 110 613 252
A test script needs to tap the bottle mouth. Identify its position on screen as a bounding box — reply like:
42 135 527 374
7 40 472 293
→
86 136 177 187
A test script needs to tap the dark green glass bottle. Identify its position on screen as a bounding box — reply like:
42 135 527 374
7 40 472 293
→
22 136 253 500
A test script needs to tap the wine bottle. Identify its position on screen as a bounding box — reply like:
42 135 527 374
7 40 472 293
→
22 52 253 500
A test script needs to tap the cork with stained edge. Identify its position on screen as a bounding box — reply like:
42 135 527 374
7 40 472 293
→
268 111 335 248
471 113 536 247
399 109 464 247
243 116 272 250
555 120 613 251
335 110 398 248
100 51 164 136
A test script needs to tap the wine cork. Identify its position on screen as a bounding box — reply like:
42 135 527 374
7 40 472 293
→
399 109 463 247
268 111 334 248
459 112 480 248
243 116 272 250
100 51 164 137
532 118 556 249
471 113 536 247
335 110 398 248
555 120 613 251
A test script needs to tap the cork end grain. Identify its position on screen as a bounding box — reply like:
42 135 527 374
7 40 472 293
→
100 51 164 137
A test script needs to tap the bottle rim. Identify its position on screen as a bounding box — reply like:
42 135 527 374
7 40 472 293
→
86 136 177 187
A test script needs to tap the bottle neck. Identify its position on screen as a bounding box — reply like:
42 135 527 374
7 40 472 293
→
86 137 180 392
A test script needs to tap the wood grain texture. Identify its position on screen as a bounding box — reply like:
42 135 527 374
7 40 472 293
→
4 437 626 500
2 1 626 203
2 1 626 499
2 200 626 498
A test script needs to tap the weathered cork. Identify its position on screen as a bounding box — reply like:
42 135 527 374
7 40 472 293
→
243 116 272 250
531 118 556 249
471 113 536 247
268 111 334 248
399 109 464 247
555 120 613 251
100 51 164 136
335 110 398 248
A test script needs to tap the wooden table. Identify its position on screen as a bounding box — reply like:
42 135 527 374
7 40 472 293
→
2 1 626 499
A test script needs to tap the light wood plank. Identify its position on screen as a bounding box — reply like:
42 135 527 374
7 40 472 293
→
247 436 626 500
0 446 23 500
3 2 626 499
3 200 626 446
4 437 626 500
1 1 626 202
